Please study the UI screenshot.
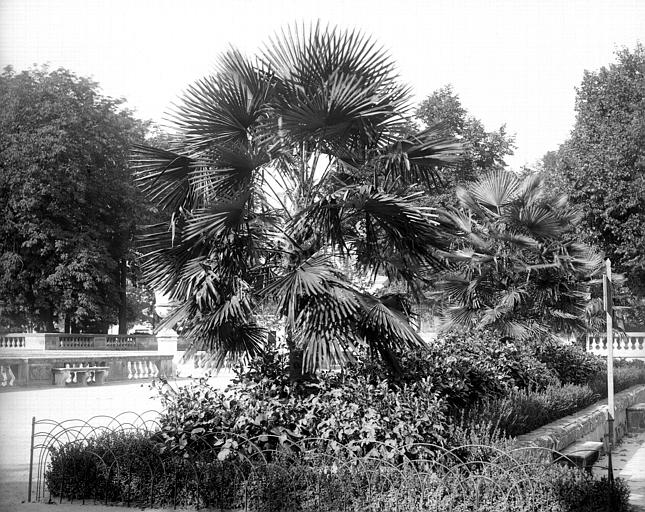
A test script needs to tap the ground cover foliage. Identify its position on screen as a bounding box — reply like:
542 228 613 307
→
44 428 633 511
45 330 642 510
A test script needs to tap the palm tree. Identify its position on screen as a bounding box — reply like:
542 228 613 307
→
132 23 461 377
435 170 603 339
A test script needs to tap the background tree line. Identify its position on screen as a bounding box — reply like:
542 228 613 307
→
0 40 642 352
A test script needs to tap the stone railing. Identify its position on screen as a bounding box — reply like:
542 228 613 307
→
106 335 137 349
0 334 26 348
0 333 165 351
586 332 645 359
55 335 95 349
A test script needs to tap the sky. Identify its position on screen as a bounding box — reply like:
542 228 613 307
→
1 0 643 169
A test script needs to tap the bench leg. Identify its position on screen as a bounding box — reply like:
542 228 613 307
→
94 370 108 384
53 371 70 386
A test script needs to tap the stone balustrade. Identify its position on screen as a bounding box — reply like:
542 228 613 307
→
126 359 160 379
55 335 95 349
0 335 25 348
0 332 178 387
586 332 645 359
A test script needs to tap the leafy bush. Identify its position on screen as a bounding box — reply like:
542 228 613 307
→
156 357 451 460
467 384 599 437
534 339 604 385
45 419 632 512
552 469 632 512
590 359 645 396
363 330 557 409
45 431 246 508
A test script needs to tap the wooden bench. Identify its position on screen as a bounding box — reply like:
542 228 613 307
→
52 366 110 386
553 441 603 473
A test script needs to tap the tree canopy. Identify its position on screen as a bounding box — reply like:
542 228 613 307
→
416 85 515 203
539 45 645 297
134 23 462 374
0 66 149 332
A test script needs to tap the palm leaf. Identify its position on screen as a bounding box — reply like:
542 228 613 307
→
132 144 202 211
171 49 276 152
461 170 520 213
183 191 250 242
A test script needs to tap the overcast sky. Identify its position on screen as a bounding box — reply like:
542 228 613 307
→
1 0 643 169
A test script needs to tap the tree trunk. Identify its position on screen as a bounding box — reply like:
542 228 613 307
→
285 329 306 383
42 309 55 332
118 258 128 335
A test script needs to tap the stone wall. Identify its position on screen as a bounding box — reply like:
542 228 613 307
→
517 384 645 452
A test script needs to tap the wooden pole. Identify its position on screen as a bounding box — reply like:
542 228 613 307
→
604 258 615 483
605 259 615 441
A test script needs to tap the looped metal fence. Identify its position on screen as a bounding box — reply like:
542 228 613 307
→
28 412 597 511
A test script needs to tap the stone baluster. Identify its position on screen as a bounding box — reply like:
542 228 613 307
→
127 361 134 380
137 360 145 378
72 363 80 384
148 360 159 378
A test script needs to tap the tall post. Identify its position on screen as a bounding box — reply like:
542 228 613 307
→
603 259 615 483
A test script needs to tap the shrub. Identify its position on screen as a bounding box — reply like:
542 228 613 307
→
534 339 604 385
589 359 645 396
552 469 632 512
466 384 599 437
155 359 451 460
381 330 557 408
45 431 246 508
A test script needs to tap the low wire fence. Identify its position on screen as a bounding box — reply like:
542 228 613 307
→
27 412 606 511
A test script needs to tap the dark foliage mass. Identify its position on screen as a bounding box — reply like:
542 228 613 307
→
44 329 640 511
538 44 645 326
0 66 151 332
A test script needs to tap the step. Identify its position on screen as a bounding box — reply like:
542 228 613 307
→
553 441 603 472
626 402 645 432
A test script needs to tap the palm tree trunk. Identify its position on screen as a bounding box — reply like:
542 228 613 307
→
285 328 305 383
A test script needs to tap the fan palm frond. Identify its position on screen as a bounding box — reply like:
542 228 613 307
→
132 144 204 211
172 49 276 152
263 22 411 146
460 170 520 214
183 191 250 242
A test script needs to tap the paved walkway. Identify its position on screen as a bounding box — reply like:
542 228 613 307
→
0 374 233 511
595 430 645 511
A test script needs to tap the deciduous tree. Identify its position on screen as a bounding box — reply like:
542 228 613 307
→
0 66 149 332
539 45 645 296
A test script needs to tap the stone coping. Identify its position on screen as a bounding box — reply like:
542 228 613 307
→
0 350 173 361
517 384 645 451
